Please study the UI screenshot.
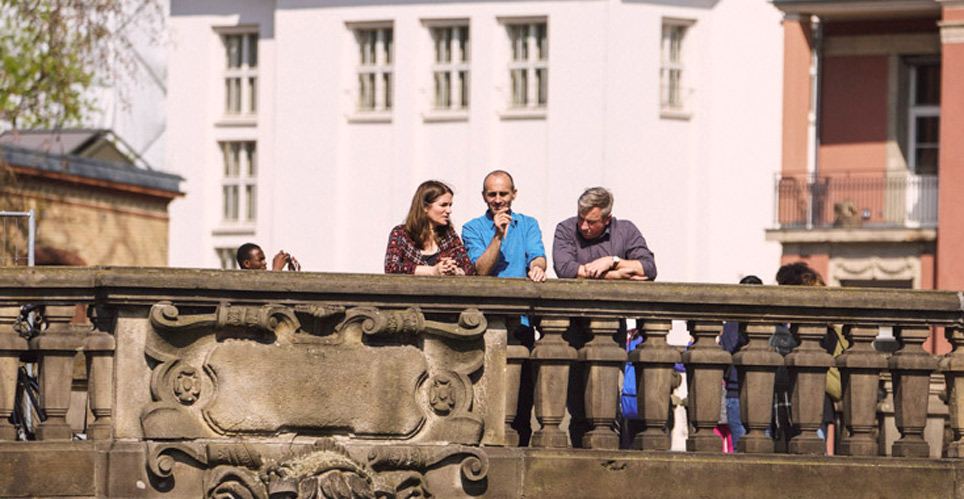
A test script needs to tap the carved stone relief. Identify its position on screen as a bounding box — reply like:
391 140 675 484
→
141 303 486 444
828 253 920 287
146 439 488 498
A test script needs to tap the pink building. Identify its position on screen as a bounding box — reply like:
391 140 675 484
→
767 0 964 351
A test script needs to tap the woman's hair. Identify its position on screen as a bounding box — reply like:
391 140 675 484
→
404 180 454 248
776 262 825 286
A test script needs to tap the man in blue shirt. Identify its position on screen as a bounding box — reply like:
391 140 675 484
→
462 170 547 281
462 170 546 446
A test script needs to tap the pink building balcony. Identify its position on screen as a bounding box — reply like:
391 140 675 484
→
774 173 938 230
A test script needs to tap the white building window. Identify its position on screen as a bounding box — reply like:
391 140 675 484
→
506 21 547 109
354 25 394 112
908 61 940 176
431 25 470 110
222 32 258 116
217 247 240 269
221 141 257 223
660 20 693 117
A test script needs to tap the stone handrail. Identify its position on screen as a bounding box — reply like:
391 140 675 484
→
1 267 964 497
2 266 962 323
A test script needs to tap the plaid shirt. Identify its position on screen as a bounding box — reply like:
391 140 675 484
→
384 224 476 275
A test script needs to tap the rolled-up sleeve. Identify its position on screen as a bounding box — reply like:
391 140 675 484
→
461 220 486 264
552 220 580 278
524 218 546 266
622 221 657 281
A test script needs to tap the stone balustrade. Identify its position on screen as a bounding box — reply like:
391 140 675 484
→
1 267 963 497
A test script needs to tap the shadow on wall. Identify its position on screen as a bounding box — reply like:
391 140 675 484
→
35 246 87 266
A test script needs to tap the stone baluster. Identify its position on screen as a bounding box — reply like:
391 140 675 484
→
786 323 835 454
579 319 625 449
733 323 784 453
837 324 887 456
630 320 679 451
0 307 28 440
85 328 115 440
496 315 525 446
943 327 964 458
888 326 938 457
30 306 89 440
530 317 577 448
682 320 730 452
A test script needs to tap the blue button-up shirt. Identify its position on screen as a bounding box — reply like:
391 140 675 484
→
462 211 546 278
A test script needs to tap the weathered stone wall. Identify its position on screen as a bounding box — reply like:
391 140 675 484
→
5 443 964 498
1 268 963 498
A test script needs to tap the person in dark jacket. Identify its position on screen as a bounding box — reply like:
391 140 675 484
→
718 274 762 452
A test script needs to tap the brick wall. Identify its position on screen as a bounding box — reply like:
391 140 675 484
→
4 177 173 266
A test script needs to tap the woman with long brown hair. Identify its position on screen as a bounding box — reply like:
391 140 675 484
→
384 180 475 275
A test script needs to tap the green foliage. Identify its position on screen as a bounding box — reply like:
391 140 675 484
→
0 0 159 129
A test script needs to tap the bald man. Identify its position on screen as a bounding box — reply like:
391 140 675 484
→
461 170 547 282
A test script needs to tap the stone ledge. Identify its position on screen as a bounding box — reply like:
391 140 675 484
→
484 448 964 498
1 267 961 325
4 442 964 498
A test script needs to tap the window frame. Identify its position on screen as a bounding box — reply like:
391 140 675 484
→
660 18 695 120
219 141 258 227
423 19 471 122
216 247 240 269
907 60 940 176
348 21 395 121
216 26 259 121
499 17 548 120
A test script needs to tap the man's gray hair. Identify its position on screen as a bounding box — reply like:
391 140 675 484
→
577 187 613 217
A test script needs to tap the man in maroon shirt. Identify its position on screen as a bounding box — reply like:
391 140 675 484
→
552 187 657 280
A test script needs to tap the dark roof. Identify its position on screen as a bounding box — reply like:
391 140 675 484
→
0 128 154 168
0 129 100 153
1 143 182 195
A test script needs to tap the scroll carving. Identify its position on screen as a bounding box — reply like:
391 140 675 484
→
336 307 486 343
150 302 302 337
142 302 487 444
147 442 209 480
367 444 489 483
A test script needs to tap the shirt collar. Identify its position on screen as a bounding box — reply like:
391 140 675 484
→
577 216 614 243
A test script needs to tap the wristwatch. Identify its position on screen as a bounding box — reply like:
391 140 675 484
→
611 256 620 269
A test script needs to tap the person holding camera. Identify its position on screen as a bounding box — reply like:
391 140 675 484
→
236 243 301 271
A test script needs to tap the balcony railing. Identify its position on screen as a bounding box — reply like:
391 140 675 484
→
774 173 938 229
2 267 964 497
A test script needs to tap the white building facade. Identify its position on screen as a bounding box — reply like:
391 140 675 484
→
166 0 785 284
